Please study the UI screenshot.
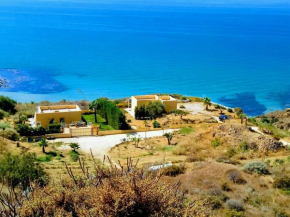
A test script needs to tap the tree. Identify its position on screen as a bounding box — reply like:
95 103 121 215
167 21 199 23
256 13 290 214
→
203 97 211 111
164 132 173 145
0 152 48 190
89 99 101 123
70 142 80 152
39 139 48 153
171 109 189 120
146 101 165 119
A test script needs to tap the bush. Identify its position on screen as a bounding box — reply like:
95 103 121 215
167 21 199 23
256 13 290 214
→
179 105 186 109
226 169 245 184
15 124 35 136
127 119 132 123
234 107 243 116
238 142 257 152
227 108 233 113
185 155 204 162
226 147 237 158
0 128 19 141
162 164 185 177
211 138 221 147
226 199 244 211
216 156 239 165
0 109 9 119
6 158 190 217
221 182 231 191
273 176 290 190
242 161 269 175
0 123 10 129
207 196 223 210
153 121 161 128
273 159 285 167
70 150 80 162
0 152 48 189
0 95 17 114
225 209 244 217
47 123 61 134
274 209 289 217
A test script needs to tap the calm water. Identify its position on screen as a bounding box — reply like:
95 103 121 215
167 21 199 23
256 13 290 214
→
0 0 290 116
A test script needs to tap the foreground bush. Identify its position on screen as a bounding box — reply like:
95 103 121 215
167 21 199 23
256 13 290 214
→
0 152 48 189
242 161 270 175
0 157 194 217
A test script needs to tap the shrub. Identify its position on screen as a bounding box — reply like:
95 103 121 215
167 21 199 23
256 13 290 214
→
162 164 185 177
221 182 231 192
273 176 290 190
0 95 17 114
226 147 237 158
234 107 243 116
226 169 245 184
179 105 186 109
185 155 204 162
0 123 10 129
127 119 132 123
274 209 289 217
0 152 48 189
0 109 9 119
153 121 161 128
242 161 269 175
238 142 257 152
47 123 61 134
208 187 229 201
4 158 190 217
207 196 223 210
226 199 244 211
211 138 221 147
0 128 19 141
225 209 244 217
70 150 80 162
216 156 239 165
273 159 285 167
15 124 34 136
227 108 233 113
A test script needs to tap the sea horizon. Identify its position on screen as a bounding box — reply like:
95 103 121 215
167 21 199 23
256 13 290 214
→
0 0 290 116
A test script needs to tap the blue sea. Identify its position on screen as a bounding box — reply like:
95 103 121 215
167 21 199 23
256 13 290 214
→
0 0 290 116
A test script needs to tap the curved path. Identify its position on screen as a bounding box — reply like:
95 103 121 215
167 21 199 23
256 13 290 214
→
54 129 178 159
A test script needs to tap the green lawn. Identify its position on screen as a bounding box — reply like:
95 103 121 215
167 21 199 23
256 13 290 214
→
82 114 114 131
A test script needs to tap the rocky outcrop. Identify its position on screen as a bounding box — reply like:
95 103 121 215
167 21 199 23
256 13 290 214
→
213 123 283 152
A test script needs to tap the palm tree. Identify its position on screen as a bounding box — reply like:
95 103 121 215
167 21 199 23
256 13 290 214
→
89 99 101 123
164 133 173 145
69 143 80 152
39 139 48 153
203 97 211 111
132 136 141 148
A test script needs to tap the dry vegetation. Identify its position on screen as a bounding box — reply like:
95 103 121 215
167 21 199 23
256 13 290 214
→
109 121 290 217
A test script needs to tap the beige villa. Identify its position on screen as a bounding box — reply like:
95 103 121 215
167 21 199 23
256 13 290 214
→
34 105 82 128
127 95 177 118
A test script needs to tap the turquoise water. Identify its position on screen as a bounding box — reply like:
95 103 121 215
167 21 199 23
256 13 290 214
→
0 1 290 116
